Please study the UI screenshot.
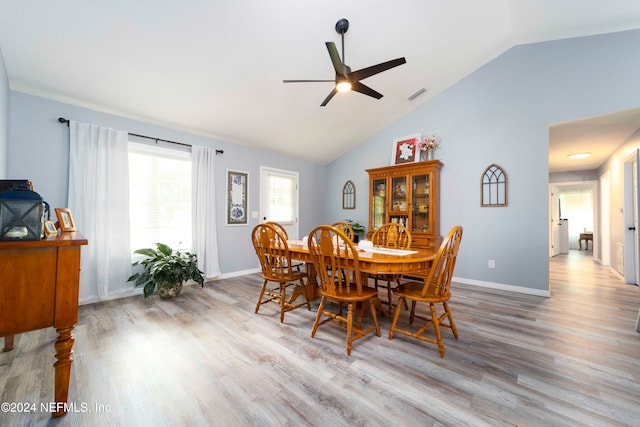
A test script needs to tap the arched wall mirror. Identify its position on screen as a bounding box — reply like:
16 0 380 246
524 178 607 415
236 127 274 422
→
481 164 508 207
343 180 356 209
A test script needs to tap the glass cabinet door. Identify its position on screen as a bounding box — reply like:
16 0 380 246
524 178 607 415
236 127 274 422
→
390 176 409 228
391 176 407 213
411 174 430 232
371 178 387 230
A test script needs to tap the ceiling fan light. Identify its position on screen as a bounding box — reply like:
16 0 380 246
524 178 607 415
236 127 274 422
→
336 80 351 92
567 152 591 159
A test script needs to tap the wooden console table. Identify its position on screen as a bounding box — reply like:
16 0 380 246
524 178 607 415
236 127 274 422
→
0 232 87 417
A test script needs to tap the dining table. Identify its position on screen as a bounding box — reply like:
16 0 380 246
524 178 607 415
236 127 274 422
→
284 240 436 301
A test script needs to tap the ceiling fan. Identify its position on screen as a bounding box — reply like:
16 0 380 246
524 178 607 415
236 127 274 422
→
283 18 407 107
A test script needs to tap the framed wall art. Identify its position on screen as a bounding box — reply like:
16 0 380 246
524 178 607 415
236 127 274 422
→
342 180 356 209
481 163 508 207
226 170 248 226
391 133 421 165
55 208 77 232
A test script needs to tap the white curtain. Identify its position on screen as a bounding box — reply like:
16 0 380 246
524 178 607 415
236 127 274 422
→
192 146 221 279
559 189 594 249
68 121 132 300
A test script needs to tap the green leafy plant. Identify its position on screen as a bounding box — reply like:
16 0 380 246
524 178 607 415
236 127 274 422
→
127 243 205 298
345 219 365 235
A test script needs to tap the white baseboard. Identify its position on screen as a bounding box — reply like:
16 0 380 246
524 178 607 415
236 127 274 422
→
206 268 261 281
79 287 144 305
79 269 549 306
453 276 551 297
78 269 262 305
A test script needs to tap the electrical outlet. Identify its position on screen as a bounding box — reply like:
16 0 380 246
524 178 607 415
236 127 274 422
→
488 259 495 269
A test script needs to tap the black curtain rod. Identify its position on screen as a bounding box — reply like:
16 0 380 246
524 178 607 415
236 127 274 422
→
58 117 223 154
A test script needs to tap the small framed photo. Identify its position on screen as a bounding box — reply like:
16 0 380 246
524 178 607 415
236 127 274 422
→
55 208 77 232
44 220 57 237
391 133 421 165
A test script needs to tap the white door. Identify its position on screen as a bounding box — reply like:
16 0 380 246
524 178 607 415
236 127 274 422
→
623 150 639 284
601 172 611 266
259 166 299 239
634 152 639 286
550 185 561 256
636 151 640 333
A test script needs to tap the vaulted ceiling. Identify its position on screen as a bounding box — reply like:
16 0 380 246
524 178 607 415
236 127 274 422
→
2 1 640 167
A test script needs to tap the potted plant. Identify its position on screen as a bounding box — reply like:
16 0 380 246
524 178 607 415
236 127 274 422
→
345 219 365 243
127 243 205 298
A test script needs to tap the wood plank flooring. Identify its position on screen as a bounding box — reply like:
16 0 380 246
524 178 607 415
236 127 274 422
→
1 250 639 426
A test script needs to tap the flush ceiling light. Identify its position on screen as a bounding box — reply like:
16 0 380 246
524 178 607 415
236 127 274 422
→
336 80 352 92
567 152 591 159
408 87 426 101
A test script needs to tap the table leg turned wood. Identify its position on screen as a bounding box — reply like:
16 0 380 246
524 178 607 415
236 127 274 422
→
52 326 75 417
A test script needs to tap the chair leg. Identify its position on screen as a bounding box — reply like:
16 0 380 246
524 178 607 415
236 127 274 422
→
346 303 354 356
395 277 408 310
370 299 381 337
388 297 404 339
311 297 326 337
255 279 269 313
443 302 459 339
430 303 445 358
279 283 287 323
409 300 417 325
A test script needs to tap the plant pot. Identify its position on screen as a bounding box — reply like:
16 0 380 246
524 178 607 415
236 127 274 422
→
157 282 183 299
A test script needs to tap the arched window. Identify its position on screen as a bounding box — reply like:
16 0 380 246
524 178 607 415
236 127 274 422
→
342 180 356 209
481 164 508 207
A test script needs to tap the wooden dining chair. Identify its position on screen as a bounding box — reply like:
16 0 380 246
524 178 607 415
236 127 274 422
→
331 221 355 241
252 223 311 323
388 225 463 358
265 221 303 272
308 225 381 355
369 222 412 312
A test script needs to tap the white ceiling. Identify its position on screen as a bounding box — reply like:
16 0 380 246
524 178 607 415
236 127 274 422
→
549 108 640 174
2 1 640 167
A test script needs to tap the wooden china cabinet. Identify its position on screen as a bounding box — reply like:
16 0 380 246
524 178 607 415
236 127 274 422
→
366 160 442 249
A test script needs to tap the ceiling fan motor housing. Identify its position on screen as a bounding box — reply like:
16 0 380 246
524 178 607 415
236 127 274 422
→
335 18 349 34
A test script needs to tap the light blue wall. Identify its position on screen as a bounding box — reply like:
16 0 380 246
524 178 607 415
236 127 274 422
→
0 45 8 178
325 29 640 293
8 91 325 274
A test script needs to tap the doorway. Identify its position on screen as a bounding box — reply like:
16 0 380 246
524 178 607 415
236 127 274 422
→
548 181 597 258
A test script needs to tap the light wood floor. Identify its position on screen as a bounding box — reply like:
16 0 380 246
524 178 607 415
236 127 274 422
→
1 250 639 426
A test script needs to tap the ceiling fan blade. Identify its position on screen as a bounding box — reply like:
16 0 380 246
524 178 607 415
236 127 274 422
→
351 81 383 99
283 79 335 83
349 57 406 81
325 42 347 79
320 88 338 107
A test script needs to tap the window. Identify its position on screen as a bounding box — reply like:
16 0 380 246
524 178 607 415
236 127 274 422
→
267 173 294 223
128 142 192 252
